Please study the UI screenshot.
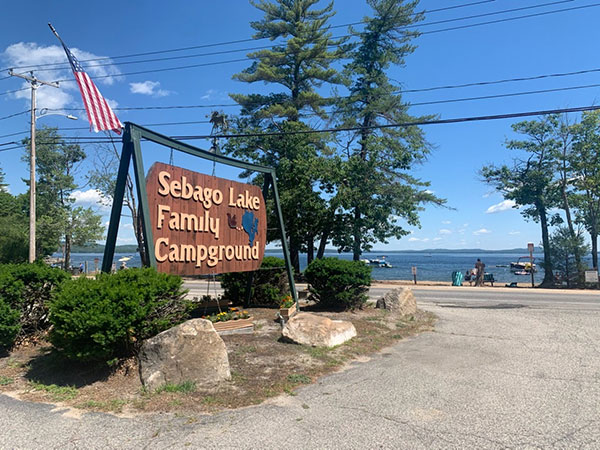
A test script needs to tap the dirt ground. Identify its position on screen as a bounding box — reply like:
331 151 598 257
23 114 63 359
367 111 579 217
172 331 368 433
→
0 305 435 415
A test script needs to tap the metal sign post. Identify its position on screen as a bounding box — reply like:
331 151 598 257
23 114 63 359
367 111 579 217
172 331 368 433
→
527 242 535 288
412 266 417 285
102 122 298 306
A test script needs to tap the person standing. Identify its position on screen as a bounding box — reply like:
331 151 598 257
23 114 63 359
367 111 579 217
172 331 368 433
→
475 258 485 286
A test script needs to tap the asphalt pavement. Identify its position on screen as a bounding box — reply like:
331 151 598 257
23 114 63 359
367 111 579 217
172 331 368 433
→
1 287 599 449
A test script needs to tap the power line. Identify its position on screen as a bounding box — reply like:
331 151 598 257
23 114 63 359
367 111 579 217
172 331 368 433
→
0 0 575 81
420 2 600 35
0 110 30 121
17 104 600 145
0 2 595 97
42 80 600 115
3 1 566 76
0 1 496 74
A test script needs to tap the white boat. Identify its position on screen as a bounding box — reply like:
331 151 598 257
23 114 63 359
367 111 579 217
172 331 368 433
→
510 256 537 273
379 262 393 268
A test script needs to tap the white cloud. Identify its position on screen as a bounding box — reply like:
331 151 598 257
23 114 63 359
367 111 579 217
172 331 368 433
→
408 237 420 242
422 238 430 242
424 189 435 195
509 230 521 235
201 89 217 100
441 220 451 225
473 228 491 235
129 80 171 97
439 229 452 235
486 199 516 214
3 42 121 110
433 237 442 241
71 189 110 210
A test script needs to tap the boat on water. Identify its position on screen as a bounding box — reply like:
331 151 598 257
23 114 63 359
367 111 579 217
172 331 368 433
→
510 256 537 273
379 261 393 268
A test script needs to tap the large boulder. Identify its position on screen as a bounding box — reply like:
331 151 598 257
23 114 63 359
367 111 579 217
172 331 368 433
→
282 312 356 347
375 287 417 316
139 319 231 390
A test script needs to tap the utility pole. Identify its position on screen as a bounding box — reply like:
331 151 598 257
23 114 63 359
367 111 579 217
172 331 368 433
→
8 70 59 263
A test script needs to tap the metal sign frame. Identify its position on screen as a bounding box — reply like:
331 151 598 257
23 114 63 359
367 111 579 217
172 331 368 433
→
102 122 298 306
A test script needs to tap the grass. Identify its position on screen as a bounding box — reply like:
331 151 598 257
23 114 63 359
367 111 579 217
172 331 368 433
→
0 376 13 386
29 381 78 401
286 373 311 384
78 398 127 412
155 381 197 394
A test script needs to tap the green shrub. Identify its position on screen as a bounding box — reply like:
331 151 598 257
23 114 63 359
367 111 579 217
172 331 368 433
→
304 258 371 310
49 268 191 363
0 263 69 349
221 256 289 307
0 299 20 351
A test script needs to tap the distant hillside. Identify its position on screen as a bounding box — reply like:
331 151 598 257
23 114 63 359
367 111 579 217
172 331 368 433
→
71 244 138 253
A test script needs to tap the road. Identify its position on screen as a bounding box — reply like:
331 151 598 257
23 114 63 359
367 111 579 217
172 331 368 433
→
1 286 598 449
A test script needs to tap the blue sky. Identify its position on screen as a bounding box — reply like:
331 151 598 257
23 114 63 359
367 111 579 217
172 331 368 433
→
1 0 598 250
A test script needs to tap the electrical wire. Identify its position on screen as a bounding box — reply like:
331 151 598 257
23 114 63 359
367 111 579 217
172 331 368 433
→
0 110 30 121
2 1 569 77
0 2 595 96
0 1 496 74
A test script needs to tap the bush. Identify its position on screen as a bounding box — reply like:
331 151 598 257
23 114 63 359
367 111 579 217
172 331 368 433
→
304 258 371 310
221 256 289 307
0 263 69 349
0 299 20 351
49 268 191 363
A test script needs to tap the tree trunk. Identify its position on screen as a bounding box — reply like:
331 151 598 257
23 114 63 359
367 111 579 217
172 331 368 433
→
352 206 361 261
317 223 331 260
64 233 71 271
591 227 598 270
289 237 300 274
537 202 554 287
306 235 314 265
560 184 583 281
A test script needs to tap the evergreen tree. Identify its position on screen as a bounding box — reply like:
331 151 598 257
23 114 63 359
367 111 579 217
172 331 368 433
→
227 0 346 271
332 0 444 260
482 118 560 287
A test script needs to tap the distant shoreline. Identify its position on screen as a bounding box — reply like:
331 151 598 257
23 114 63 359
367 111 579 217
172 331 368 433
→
71 246 545 255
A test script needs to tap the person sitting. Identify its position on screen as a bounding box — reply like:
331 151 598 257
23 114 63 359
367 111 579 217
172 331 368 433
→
464 270 472 283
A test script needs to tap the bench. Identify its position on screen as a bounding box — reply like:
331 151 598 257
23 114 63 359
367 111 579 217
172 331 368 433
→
467 273 495 286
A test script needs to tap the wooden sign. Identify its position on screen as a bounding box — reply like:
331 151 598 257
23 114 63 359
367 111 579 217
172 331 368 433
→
146 162 266 275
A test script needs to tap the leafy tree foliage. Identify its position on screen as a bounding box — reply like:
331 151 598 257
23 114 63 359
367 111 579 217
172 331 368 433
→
571 111 600 270
226 0 346 271
331 0 444 260
549 226 588 288
482 118 559 286
22 127 103 267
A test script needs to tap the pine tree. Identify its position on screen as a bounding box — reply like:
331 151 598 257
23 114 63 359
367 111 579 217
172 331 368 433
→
332 0 444 260
227 0 346 271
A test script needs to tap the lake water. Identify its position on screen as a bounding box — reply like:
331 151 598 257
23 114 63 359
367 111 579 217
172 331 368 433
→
65 250 553 284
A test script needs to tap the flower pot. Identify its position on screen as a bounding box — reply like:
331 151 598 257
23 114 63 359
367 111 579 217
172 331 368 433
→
279 303 297 321
212 317 254 335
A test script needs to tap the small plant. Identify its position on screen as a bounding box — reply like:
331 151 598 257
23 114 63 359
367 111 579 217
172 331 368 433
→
29 381 78 401
280 295 294 308
304 257 371 310
286 373 311 384
203 307 250 323
155 381 197 394
0 376 13 386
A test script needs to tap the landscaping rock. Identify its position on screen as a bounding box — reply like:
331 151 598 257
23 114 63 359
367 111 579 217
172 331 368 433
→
139 319 230 390
375 287 417 316
282 312 356 347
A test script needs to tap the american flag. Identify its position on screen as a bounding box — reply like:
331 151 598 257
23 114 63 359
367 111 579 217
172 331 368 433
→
49 24 123 135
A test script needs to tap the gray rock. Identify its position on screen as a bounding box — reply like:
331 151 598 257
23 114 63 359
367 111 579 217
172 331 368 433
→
282 312 356 347
139 318 231 390
375 287 417 316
